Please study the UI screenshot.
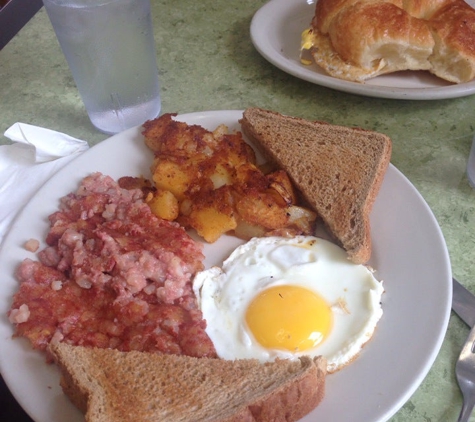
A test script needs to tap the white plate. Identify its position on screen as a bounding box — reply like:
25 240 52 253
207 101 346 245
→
0 110 451 422
251 0 475 100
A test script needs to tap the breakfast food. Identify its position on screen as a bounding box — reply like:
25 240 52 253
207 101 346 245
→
193 236 384 373
301 0 475 83
6 109 395 420
240 107 392 264
49 342 326 422
141 113 317 243
8 172 216 358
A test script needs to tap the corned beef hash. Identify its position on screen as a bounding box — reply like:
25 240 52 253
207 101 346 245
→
8 172 216 359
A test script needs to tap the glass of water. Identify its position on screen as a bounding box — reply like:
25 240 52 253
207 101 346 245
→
42 0 161 134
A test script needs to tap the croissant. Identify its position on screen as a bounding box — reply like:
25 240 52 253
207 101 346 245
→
301 0 475 83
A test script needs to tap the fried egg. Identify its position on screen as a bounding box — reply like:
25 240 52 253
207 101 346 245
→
193 236 384 373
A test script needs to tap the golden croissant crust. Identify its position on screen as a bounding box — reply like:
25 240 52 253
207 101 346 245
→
301 0 475 83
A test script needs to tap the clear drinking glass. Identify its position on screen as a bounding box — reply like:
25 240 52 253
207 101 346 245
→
468 134 475 188
42 0 161 134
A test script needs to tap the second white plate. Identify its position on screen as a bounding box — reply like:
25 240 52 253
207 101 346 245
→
250 0 475 100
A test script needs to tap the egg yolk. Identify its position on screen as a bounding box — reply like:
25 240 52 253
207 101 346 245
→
245 285 332 352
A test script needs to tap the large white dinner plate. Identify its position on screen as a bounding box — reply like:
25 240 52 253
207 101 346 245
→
251 0 475 100
0 110 451 422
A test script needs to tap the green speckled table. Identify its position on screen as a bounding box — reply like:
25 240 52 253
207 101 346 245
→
1 1 475 421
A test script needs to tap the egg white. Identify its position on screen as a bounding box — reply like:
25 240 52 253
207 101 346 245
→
193 236 384 372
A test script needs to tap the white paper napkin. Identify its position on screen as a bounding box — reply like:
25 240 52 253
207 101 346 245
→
0 123 89 244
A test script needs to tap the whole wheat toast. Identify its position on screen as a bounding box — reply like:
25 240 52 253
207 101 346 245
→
49 342 326 422
240 108 392 264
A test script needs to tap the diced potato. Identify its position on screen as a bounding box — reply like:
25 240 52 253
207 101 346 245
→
180 198 193 216
118 176 154 192
209 163 233 189
189 186 237 242
152 160 194 200
235 193 290 229
191 207 237 243
267 170 297 205
146 190 179 221
264 188 288 208
287 205 318 234
234 218 267 240
226 142 257 167
212 124 229 139
234 163 268 191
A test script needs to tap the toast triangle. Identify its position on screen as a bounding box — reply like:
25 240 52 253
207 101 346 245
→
49 342 326 422
240 108 392 264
